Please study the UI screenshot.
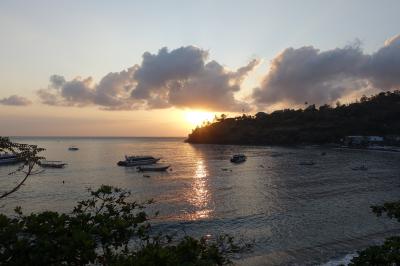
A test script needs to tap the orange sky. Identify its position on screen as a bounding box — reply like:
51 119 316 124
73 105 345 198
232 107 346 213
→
0 104 225 137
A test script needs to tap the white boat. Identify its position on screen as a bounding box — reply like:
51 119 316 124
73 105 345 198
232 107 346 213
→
137 164 170 172
0 153 18 165
39 160 67 168
230 154 246 163
117 155 161 167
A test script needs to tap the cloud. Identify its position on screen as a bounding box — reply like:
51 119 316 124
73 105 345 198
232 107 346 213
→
37 89 61 105
38 67 139 110
132 46 259 111
253 34 400 106
36 37 400 110
0 95 32 106
93 66 138 109
132 46 207 99
49 75 66 89
167 59 259 111
38 46 258 111
367 34 400 90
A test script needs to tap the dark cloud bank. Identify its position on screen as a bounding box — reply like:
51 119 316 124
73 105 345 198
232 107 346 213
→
0 95 32 106
38 46 258 111
36 36 400 111
253 35 400 106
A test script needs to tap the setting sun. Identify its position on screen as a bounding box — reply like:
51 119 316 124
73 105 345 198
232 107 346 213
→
185 111 214 126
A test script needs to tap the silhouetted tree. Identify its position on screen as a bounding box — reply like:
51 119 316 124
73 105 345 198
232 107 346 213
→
0 137 44 199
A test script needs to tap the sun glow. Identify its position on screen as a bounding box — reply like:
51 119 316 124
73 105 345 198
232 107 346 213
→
185 111 214 126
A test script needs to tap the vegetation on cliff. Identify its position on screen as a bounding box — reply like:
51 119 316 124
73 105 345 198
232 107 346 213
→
186 91 400 145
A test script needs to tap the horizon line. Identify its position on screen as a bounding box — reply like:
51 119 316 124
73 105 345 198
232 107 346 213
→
7 135 186 138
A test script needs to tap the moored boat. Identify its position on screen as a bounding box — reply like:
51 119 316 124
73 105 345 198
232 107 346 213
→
117 155 160 167
39 160 67 168
68 146 79 151
230 154 246 163
137 164 170 172
0 153 19 165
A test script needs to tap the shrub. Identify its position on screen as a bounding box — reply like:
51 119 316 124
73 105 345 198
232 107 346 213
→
349 200 400 265
0 185 238 265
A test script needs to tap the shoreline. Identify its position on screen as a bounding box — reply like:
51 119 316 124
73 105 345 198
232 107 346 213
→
186 140 400 153
335 145 400 153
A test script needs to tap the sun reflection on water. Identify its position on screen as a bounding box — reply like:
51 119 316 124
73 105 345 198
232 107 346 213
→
187 160 213 220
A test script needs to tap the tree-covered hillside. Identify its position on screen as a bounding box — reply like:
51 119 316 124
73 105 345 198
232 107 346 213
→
186 91 400 145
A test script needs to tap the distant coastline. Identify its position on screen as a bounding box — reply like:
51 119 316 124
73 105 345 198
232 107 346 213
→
186 91 400 146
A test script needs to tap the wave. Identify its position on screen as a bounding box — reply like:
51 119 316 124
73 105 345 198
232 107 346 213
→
321 253 357 266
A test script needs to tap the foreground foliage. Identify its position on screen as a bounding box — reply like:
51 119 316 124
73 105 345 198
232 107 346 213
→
187 91 400 145
350 201 400 265
0 185 239 265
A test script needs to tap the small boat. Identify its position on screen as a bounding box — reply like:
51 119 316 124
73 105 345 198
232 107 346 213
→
68 146 79 151
137 164 170 172
117 155 161 167
352 165 368 171
0 153 19 165
230 154 246 163
39 160 67 168
299 161 315 166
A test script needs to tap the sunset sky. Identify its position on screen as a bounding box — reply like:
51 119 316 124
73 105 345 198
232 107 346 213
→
1 0 399 136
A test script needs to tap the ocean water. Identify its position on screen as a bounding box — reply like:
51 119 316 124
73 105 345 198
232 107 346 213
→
1 137 400 265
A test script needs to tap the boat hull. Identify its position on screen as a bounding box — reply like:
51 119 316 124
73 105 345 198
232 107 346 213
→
299 162 315 166
0 157 19 165
230 158 246 163
117 158 160 167
230 154 247 163
230 156 246 163
39 163 67 168
40 164 66 168
137 165 170 172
